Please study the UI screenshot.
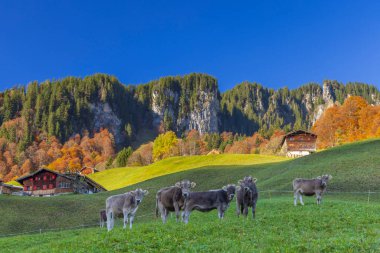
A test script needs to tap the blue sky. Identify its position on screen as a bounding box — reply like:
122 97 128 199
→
0 0 379 92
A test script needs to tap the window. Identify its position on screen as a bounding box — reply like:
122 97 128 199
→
58 182 71 188
49 184 53 189
43 185 47 190
43 176 47 180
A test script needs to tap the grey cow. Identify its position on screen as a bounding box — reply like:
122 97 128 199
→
236 176 259 219
106 188 148 231
155 179 196 223
293 175 332 206
182 184 236 224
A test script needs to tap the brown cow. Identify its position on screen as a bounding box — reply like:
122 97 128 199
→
236 176 259 218
106 188 148 231
293 175 332 206
182 184 236 224
155 179 196 223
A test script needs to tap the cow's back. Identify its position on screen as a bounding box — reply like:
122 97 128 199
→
106 194 127 213
293 179 320 194
157 186 184 211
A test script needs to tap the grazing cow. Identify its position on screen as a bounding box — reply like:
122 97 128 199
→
106 188 149 231
182 184 236 224
236 176 259 218
293 175 333 206
99 209 107 228
155 179 196 223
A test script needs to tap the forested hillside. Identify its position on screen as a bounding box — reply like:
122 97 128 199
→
0 73 379 180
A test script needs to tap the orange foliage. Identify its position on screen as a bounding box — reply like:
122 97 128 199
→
313 96 380 148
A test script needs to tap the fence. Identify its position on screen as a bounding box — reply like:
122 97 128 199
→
0 190 379 238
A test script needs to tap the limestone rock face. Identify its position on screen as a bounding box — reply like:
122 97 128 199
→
151 84 219 134
89 102 122 144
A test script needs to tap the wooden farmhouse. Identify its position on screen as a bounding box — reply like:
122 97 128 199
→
280 130 317 158
0 179 24 195
16 168 106 196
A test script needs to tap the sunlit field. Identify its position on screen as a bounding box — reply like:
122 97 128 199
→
1 196 379 253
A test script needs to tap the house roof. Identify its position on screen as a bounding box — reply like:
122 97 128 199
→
83 176 107 191
16 168 107 191
281 130 317 146
16 168 72 183
284 130 317 138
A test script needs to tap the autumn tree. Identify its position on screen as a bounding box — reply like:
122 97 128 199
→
153 131 178 161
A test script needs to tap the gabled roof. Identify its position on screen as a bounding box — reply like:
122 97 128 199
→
83 176 107 191
281 130 317 146
284 130 317 138
16 168 66 183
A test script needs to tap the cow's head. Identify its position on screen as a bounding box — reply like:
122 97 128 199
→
175 179 196 199
132 188 149 205
238 176 258 196
319 175 332 187
243 175 257 184
222 184 236 201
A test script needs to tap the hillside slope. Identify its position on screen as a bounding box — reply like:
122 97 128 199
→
89 154 289 190
0 139 379 235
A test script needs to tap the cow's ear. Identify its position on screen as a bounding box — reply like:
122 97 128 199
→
143 190 149 195
191 182 196 188
253 178 257 183
175 182 181 187
245 187 250 191
222 186 227 192
316 176 322 179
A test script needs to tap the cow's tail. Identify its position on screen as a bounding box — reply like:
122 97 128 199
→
155 195 159 218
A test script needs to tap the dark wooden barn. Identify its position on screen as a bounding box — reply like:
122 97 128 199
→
16 168 106 196
280 130 317 158
0 179 24 195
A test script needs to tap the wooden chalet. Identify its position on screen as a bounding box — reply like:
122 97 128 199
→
16 168 106 196
280 130 317 158
0 179 24 195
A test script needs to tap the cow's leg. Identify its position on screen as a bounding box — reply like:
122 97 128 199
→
161 208 169 224
123 210 129 229
236 202 241 217
252 201 257 219
243 203 249 218
106 210 113 232
316 193 321 205
293 191 298 206
183 208 191 224
173 202 181 222
299 193 304 206
217 206 223 219
129 213 135 229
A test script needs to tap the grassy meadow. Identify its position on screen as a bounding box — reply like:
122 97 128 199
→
0 196 379 252
0 139 379 252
